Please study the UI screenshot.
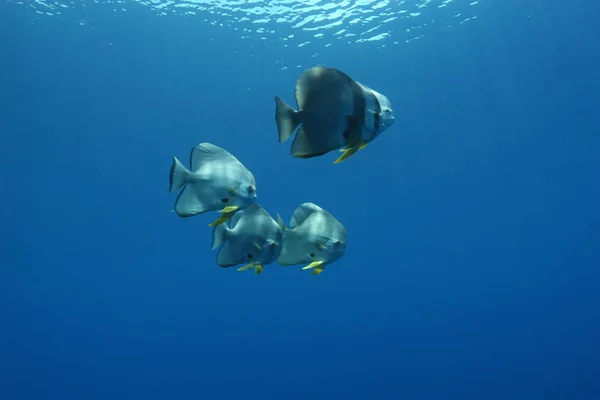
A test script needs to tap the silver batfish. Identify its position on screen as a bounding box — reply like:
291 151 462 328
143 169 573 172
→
211 203 283 274
169 142 257 226
276 202 347 275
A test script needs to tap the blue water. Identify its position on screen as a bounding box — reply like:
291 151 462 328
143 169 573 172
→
1 0 599 398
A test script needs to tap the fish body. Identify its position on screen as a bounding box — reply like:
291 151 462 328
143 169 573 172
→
276 202 347 275
274 66 395 163
211 203 283 274
169 142 257 226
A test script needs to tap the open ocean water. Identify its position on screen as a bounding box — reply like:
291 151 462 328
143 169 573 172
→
1 0 599 399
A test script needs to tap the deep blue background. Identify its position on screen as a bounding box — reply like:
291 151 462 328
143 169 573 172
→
1 0 599 399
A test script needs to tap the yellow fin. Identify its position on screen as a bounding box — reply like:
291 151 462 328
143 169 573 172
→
333 148 358 164
237 264 264 275
237 264 254 272
312 267 325 275
334 147 360 164
302 261 324 270
208 215 229 227
208 206 239 227
333 141 368 164
219 206 239 213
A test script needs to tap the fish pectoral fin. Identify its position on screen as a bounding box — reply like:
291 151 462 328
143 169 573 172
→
254 265 264 275
302 261 324 270
312 267 325 275
252 240 262 251
315 241 326 250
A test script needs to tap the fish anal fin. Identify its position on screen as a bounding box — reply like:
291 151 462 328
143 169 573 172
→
312 267 325 275
290 125 334 159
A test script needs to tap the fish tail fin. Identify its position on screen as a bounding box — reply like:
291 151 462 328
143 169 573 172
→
211 223 230 250
275 96 302 143
169 156 191 193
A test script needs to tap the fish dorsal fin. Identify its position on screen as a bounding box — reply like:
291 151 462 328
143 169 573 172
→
189 142 240 171
276 213 287 231
294 67 354 111
234 203 270 228
289 202 324 229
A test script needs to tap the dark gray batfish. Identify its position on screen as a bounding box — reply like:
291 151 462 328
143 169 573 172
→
169 142 257 226
276 202 347 275
274 66 395 163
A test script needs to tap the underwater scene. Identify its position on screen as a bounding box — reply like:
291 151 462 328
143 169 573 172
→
1 0 599 399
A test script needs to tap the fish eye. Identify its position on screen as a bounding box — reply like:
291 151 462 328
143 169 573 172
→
310 253 315 258
247 253 253 259
335 241 341 246
221 198 229 203
270 243 276 249
247 185 254 192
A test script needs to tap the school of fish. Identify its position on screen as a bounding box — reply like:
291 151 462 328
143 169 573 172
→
169 66 394 275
